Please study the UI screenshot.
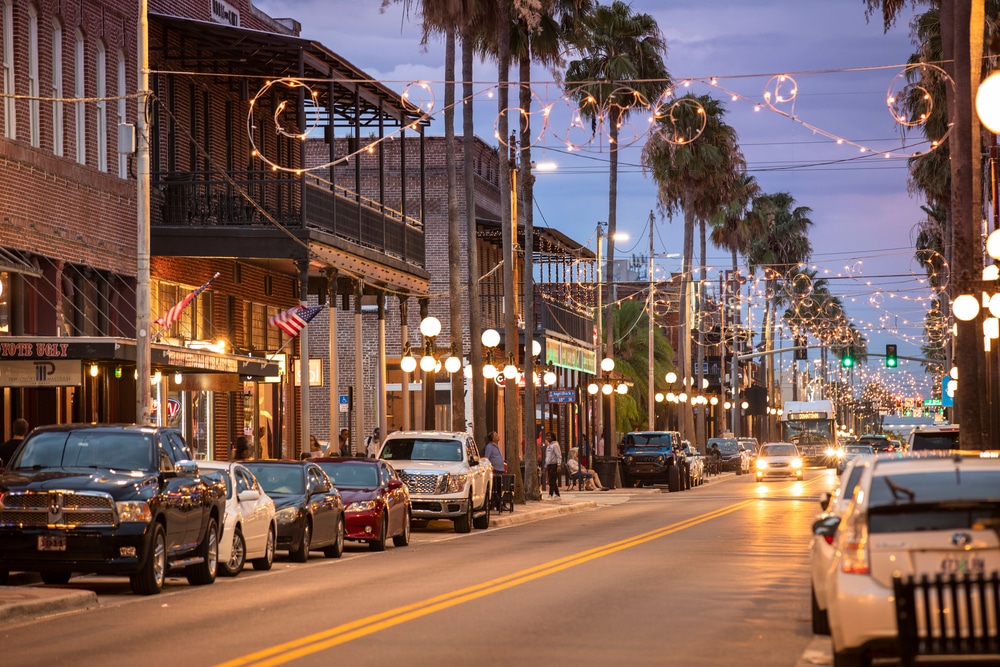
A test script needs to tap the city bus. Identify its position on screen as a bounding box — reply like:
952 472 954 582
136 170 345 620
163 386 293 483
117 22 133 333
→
781 400 838 468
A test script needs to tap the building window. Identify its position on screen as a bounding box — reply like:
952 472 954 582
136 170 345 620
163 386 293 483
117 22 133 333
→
74 29 85 164
27 5 39 147
52 19 63 156
2 0 15 139
117 49 126 177
152 279 214 340
96 40 107 172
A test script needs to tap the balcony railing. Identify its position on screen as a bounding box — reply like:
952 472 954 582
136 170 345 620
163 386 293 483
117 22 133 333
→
152 171 424 267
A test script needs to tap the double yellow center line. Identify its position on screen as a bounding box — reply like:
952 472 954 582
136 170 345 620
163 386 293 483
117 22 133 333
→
217 498 756 667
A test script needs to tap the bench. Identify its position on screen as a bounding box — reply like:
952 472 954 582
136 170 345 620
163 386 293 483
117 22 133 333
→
893 571 1000 667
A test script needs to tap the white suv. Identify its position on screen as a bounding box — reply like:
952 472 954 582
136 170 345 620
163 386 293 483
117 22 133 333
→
825 452 1000 667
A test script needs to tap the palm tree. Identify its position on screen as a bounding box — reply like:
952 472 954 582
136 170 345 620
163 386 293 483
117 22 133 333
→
607 298 676 430
710 173 760 273
745 192 813 439
564 0 668 451
643 93 744 444
862 0 987 443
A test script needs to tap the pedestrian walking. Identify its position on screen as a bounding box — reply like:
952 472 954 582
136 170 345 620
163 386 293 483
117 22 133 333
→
544 432 563 498
365 427 381 459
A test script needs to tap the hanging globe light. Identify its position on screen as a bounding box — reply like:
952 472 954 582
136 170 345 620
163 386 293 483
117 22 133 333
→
400 355 417 373
952 294 980 321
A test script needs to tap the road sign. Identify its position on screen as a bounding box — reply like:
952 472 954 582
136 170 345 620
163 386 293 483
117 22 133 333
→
548 389 576 403
941 376 955 407
339 394 349 413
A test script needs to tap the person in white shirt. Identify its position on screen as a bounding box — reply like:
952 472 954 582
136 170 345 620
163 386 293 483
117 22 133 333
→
365 428 381 458
544 433 563 498
566 447 603 490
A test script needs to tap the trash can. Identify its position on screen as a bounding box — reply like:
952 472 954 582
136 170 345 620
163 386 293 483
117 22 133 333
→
592 457 622 490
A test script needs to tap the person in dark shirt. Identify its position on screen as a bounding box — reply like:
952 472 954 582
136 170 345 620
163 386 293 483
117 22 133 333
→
0 418 29 467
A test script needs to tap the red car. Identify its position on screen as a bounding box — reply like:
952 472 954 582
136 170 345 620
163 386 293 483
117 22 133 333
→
313 458 411 551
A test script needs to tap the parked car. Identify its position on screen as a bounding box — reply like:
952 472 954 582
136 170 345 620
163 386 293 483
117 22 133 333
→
680 442 704 487
835 444 875 475
825 452 1000 666
810 457 868 635
907 424 960 451
378 431 492 533
243 461 345 562
620 431 688 491
737 437 759 470
754 442 803 481
707 437 750 475
199 461 277 576
0 424 225 595
313 457 411 551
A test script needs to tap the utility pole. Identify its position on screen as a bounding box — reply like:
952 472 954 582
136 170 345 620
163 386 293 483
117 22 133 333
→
135 0 151 425
647 212 654 429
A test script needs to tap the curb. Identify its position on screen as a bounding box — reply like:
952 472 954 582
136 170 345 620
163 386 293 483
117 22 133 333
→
0 586 98 623
490 499 598 528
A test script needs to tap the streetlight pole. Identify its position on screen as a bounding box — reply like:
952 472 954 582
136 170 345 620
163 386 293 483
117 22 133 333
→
647 213 655 429
595 222 604 453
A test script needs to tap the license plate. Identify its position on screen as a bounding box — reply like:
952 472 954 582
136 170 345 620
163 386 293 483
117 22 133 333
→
939 555 986 575
37 535 66 551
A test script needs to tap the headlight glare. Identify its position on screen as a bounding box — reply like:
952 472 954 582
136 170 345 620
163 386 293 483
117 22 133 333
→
445 473 469 493
791 458 803 469
756 460 768 470
275 507 299 525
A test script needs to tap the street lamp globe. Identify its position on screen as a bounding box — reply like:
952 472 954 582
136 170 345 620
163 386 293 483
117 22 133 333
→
503 362 519 379
665 371 677 384
976 71 1000 134
400 355 417 373
666 392 676 402
444 354 462 374
483 363 498 379
655 392 664 402
481 328 501 348
741 400 749 410
952 294 980 321
678 392 688 403
463 363 473 379
588 382 600 395
710 396 718 406
601 357 615 373
601 383 614 395
702 378 709 389
419 354 437 373
531 340 542 357
420 316 442 338
987 229 1000 260
543 369 557 385
616 383 628 395
990 293 1000 318
724 401 732 410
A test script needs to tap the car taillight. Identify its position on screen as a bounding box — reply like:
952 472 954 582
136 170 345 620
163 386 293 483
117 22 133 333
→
824 534 835 546
839 513 869 575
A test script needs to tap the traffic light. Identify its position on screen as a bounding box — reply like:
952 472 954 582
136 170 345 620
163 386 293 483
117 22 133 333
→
841 348 854 368
885 344 898 368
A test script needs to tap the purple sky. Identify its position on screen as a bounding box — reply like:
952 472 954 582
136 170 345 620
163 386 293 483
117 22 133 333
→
255 0 933 398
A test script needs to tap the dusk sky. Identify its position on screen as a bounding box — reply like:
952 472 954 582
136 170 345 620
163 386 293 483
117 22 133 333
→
255 0 934 398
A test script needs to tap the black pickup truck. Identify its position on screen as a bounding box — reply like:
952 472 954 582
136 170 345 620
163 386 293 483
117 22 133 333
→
0 424 225 594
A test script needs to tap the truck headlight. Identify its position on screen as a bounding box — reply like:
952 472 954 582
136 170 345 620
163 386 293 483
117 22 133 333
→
444 473 468 493
791 458 803 469
346 500 377 513
756 460 767 470
115 500 152 523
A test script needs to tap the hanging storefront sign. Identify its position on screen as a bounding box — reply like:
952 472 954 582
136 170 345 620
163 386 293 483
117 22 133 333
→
0 360 82 386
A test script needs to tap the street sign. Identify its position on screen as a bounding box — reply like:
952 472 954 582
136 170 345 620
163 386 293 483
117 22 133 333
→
339 394 349 413
923 398 942 407
941 376 955 407
548 389 576 403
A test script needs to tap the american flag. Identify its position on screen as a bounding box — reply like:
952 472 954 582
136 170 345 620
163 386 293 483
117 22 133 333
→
268 304 325 338
154 273 219 329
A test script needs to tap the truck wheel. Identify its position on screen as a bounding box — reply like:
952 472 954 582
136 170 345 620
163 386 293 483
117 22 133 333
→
667 465 681 492
473 488 491 530
41 571 72 585
186 517 219 586
290 521 311 562
454 497 473 533
130 523 166 595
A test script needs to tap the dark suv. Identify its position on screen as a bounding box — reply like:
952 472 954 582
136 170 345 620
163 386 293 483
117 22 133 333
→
0 424 225 594
620 431 688 492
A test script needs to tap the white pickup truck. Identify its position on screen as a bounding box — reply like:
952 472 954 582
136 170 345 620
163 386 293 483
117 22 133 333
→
377 430 493 532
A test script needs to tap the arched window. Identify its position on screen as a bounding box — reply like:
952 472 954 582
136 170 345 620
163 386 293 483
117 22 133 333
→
74 28 85 165
96 39 107 172
3 0 16 138
117 48 126 177
52 18 63 156
27 5 39 147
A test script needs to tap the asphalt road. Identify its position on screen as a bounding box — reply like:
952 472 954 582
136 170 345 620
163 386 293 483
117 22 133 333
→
0 469 841 667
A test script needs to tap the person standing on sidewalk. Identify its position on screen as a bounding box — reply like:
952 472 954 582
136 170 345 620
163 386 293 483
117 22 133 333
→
544 432 563 498
0 418 28 467
365 427 381 458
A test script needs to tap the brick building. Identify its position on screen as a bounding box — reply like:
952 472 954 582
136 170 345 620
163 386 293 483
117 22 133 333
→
0 0 431 459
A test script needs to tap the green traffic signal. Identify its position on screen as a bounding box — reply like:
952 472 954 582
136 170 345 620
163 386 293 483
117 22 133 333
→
841 352 854 368
885 344 898 368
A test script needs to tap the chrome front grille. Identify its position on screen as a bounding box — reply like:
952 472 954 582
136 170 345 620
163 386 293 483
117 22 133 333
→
0 490 116 528
398 472 443 494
